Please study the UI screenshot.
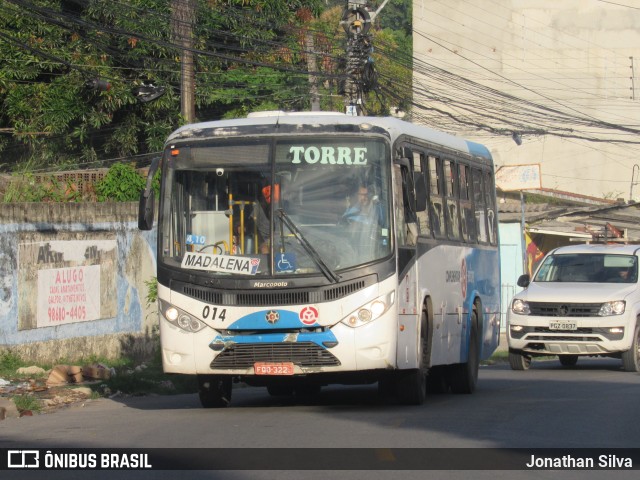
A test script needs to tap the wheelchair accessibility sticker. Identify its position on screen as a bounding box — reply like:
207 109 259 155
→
276 252 296 272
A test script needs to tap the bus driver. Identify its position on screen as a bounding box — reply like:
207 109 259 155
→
341 184 383 226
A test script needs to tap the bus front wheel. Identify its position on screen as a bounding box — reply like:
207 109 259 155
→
449 308 480 394
395 309 428 405
198 375 232 408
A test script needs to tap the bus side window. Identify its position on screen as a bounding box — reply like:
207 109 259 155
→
472 168 488 243
444 159 461 241
459 164 476 243
428 156 444 238
413 151 431 237
485 171 497 245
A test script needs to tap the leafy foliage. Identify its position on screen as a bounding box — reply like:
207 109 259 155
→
0 350 25 378
2 172 84 203
12 394 43 413
94 162 146 201
0 0 412 174
144 276 158 306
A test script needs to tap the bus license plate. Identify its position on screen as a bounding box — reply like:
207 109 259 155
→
254 362 294 375
549 321 577 331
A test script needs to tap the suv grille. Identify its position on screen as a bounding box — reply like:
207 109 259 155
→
534 327 593 334
211 342 341 369
528 302 602 317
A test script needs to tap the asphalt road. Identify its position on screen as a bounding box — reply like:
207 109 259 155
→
2 357 639 479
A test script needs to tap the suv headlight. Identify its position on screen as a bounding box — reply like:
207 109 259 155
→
341 292 395 328
159 299 207 332
511 298 530 315
598 300 626 316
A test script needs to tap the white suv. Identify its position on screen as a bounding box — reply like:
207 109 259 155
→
507 244 640 371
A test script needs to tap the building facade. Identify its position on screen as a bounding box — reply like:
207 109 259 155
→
413 0 640 201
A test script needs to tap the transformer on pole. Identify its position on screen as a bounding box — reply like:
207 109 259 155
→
341 0 389 116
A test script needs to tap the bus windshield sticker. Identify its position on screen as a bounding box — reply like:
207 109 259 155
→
288 146 368 165
181 252 260 275
299 306 319 325
275 252 296 273
186 234 206 245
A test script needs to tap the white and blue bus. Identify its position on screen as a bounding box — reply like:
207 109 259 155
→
139 111 501 407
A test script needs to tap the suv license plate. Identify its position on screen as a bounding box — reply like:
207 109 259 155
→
254 362 295 375
549 321 577 331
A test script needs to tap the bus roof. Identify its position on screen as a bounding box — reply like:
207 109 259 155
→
166 112 493 161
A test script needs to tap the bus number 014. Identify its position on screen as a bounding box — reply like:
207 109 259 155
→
202 305 226 321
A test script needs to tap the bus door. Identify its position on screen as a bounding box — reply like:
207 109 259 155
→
394 148 427 369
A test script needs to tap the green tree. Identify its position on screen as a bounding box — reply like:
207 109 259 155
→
94 162 146 201
0 0 412 173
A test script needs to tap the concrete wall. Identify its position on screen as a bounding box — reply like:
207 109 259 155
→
0 202 157 364
413 0 640 200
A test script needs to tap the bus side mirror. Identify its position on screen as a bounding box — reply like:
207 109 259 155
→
517 274 530 288
413 172 427 212
138 157 160 231
394 156 411 169
398 147 413 160
139 189 155 230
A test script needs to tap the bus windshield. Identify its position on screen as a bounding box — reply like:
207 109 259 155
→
160 136 392 277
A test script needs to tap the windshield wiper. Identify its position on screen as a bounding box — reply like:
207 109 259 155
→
276 209 340 284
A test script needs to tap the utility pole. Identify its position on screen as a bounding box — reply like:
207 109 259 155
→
305 31 321 111
172 0 196 123
340 0 389 116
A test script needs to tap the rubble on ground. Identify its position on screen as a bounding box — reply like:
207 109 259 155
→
0 363 116 419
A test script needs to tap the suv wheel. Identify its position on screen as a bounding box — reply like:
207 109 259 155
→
508 351 531 371
559 355 578 367
621 325 640 372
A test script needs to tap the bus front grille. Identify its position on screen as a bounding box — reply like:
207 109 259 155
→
237 291 312 306
176 276 374 306
210 342 341 369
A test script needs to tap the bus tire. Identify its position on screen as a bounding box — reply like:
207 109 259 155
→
426 366 449 394
198 375 232 408
621 324 640 372
377 375 396 399
449 307 479 394
396 369 425 405
396 309 428 405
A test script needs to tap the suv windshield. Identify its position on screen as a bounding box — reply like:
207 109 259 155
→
534 253 638 283
159 136 392 277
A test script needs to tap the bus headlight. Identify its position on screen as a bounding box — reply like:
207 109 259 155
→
342 292 394 328
159 300 207 332
511 298 530 315
599 301 626 316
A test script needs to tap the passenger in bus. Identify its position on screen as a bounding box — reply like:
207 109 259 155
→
255 184 279 254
